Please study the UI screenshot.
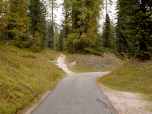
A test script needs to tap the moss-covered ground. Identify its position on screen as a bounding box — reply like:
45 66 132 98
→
0 44 67 114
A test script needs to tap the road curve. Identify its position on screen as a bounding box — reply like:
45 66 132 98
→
32 72 118 114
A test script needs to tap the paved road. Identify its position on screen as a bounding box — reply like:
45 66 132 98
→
32 72 118 114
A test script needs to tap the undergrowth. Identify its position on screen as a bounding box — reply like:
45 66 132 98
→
0 44 67 114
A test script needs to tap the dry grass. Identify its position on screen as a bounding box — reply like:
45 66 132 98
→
0 44 67 114
65 53 123 73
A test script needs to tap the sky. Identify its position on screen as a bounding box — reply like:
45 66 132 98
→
46 0 117 31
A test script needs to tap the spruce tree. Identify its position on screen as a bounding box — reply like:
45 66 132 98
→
29 0 47 48
103 14 114 48
116 0 152 59
115 0 130 55
135 0 152 59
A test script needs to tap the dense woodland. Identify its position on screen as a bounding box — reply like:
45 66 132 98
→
0 0 152 59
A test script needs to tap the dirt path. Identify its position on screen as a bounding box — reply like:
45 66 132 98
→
55 53 74 75
98 84 152 114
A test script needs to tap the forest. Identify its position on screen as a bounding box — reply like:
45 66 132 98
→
0 0 152 60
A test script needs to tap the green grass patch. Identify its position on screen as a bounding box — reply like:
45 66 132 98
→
0 44 67 114
97 59 152 104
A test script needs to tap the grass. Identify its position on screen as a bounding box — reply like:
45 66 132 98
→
96 59 152 103
65 53 123 73
0 44 67 114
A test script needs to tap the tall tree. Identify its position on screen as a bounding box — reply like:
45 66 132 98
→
81 0 103 49
116 0 152 59
8 0 30 47
56 30 64 51
62 0 70 49
31 31 41 52
48 0 58 49
0 0 10 40
102 14 114 48
115 0 129 55
135 0 152 59
65 0 81 54
0 0 3 37
64 0 103 54
29 0 47 48
103 0 113 47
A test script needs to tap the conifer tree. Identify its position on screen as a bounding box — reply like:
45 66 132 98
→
0 0 2 14
31 31 41 52
54 25 59 50
116 0 152 59
47 21 53 48
48 0 58 50
57 30 64 51
62 0 70 49
103 0 113 48
64 0 103 53
29 0 47 48
0 0 3 36
115 0 129 55
103 14 114 48
135 0 152 59
1 0 10 40
64 0 81 54
81 0 102 49
8 0 30 47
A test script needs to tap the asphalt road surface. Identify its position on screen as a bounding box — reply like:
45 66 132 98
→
32 72 118 114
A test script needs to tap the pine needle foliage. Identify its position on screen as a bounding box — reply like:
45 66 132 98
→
8 0 30 47
29 0 47 48
116 0 152 60
102 14 115 48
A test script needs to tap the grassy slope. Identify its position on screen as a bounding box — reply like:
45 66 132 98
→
0 44 67 114
65 53 123 73
97 59 152 102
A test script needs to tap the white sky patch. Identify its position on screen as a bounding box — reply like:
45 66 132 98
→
99 0 117 32
45 0 63 24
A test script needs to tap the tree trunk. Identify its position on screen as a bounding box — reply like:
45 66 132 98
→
72 3 75 54
105 0 108 47
52 0 54 50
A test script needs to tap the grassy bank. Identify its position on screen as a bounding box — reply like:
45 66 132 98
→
97 59 152 102
65 53 123 73
0 44 67 114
